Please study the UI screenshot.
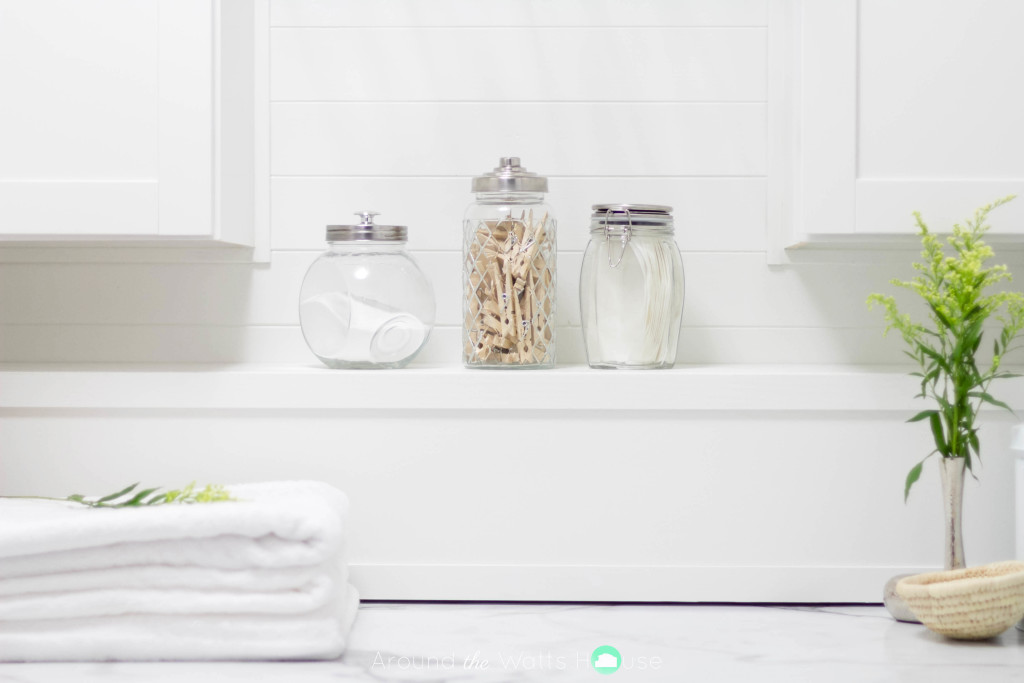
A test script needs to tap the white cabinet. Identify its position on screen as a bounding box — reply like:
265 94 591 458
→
0 0 267 246
771 0 1024 257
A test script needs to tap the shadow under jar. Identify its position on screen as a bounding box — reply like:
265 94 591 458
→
580 204 685 369
463 157 556 368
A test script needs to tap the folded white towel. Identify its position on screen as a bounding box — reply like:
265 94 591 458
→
0 534 328 579
0 562 332 597
0 589 361 661
0 480 360 661
0 481 346 562
0 566 347 620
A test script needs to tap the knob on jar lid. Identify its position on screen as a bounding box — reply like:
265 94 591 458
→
471 157 548 193
326 211 408 242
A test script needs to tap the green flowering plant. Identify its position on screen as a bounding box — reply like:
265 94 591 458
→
867 196 1024 501
4 481 235 508
66 481 235 507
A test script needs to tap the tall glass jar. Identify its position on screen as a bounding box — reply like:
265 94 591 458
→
580 204 684 369
299 211 435 369
463 157 556 368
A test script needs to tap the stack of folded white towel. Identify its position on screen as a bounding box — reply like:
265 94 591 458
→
0 481 359 661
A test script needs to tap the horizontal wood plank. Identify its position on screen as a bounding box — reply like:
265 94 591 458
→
271 177 766 252
271 103 766 176
271 28 766 102
0 324 908 366
0 363 992 412
270 0 768 28
0 251 922 329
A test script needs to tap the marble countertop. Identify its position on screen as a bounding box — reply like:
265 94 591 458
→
1 603 1022 682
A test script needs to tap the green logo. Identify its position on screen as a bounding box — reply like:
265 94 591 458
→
591 646 621 674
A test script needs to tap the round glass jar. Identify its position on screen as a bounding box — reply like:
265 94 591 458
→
463 157 556 368
300 211 435 369
579 204 684 369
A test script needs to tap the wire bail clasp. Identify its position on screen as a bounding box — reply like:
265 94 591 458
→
604 207 632 268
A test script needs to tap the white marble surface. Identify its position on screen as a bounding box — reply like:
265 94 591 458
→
1 602 1023 682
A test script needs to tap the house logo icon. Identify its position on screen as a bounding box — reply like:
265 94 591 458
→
591 645 621 674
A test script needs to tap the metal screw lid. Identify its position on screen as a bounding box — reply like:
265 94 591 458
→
326 211 408 242
471 157 548 193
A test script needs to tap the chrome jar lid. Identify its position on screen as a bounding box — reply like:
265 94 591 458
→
592 204 673 222
326 211 407 242
471 157 548 193
591 204 675 267
591 204 674 230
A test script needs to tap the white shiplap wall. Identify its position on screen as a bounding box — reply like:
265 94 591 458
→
0 0 912 365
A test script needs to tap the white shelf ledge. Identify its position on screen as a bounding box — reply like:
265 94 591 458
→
3 363 1020 413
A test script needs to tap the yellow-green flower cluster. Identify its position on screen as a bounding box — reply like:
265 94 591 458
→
867 196 1024 501
160 481 234 505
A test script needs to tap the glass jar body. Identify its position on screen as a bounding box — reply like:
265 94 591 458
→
299 242 435 369
462 192 556 368
580 226 684 369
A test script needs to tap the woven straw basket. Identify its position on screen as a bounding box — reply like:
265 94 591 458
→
896 561 1024 640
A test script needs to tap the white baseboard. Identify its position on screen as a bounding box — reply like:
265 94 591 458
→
351 564 938 603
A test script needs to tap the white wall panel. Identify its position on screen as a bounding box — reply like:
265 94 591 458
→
271 103 766 177
271 177 766 252
0 325 306 365
0 324 909 366
0 260 281 326
0 252 917 329
682 254 916 329
272 28 766 103
675 326 903 365
0 406 1014 600
270 0 769 28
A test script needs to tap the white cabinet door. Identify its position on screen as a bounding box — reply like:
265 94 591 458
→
777 0 1024 242
0 0 260 244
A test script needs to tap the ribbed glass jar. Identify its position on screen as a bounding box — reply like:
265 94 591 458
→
300 212 435 369
580 204 684 369
462 158 556 368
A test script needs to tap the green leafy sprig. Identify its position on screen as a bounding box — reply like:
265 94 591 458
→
5 481 234 508
867 196 1024 502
